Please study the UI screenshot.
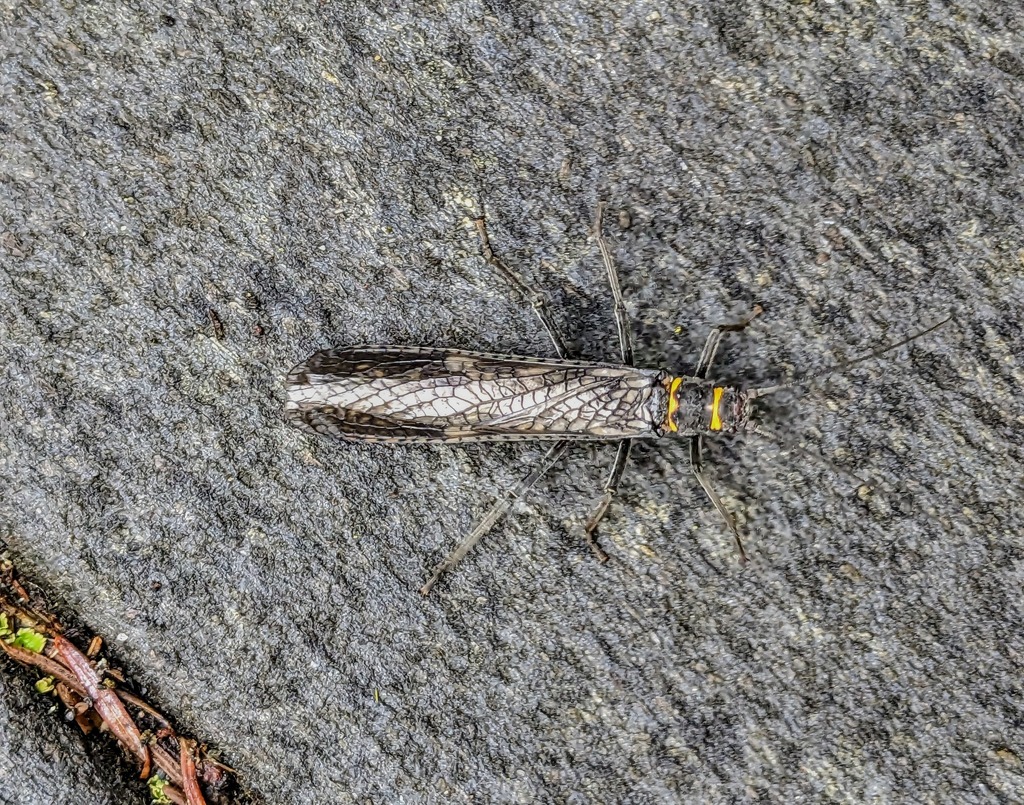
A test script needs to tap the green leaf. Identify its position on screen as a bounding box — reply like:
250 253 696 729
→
148 775 172 805
0 613 11 641
35 676 55 694
12 628 46 653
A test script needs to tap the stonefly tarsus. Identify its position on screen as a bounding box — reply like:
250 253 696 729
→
285 203 949 594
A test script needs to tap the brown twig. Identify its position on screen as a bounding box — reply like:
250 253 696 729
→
0 639 87 695
0 556 245 802
180 738 209 805
54 634 151 775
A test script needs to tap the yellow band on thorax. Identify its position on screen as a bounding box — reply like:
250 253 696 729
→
710 386 725 431
666 377 683 432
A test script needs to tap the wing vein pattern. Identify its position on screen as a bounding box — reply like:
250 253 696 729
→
285 346 668 443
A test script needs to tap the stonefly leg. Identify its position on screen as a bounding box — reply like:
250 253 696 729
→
420 440 572 595
421 217 576 594
690 434 749 562
474 216 568 360
425 205 633 591
694 306 763 380
583 439 631 563
581 202 636 557
593 201 634 366
689 307 763 560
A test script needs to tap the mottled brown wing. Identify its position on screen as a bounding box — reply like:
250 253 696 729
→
284 346 667 443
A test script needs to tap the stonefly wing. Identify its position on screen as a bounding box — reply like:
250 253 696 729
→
285 346 667 443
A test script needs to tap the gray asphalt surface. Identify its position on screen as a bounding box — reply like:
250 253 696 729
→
2 1 1023 803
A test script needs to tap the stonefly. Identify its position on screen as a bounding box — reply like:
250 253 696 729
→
285 204 948 593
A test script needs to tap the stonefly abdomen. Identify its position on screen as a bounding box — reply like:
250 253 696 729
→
285 204 948 594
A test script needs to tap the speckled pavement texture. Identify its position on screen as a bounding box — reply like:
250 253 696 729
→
2 1 1023 803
